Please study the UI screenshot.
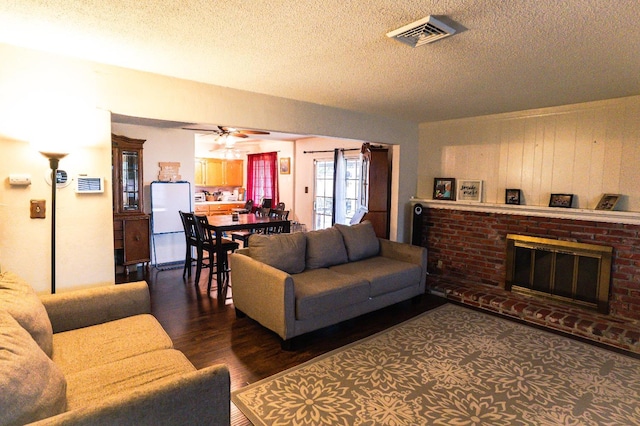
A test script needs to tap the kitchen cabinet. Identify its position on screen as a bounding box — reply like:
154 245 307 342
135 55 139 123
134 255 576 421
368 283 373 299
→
195 158 207 186
225 160 244 186
206 159 224 186
194 202 245 215
195 158 243 186
112 133 150 273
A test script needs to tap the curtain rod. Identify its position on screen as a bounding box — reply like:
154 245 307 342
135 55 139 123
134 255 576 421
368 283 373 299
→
303 148 359 154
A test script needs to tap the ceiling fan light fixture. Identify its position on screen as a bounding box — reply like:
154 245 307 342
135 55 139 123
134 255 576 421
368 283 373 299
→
386 15 456 47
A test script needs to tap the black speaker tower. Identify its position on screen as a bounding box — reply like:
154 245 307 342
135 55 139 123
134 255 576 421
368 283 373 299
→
411 203 424 246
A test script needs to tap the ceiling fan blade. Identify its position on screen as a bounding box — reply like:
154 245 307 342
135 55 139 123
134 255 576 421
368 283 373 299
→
183 127 216 132
239 130 270 135
232 133 250 138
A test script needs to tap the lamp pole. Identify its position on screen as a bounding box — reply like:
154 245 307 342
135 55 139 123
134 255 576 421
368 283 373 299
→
40 152 68 294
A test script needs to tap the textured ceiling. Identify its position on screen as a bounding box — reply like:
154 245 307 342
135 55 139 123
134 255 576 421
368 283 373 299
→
1 0 639 123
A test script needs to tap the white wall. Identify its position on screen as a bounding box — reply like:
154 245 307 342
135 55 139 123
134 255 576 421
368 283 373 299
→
0 45 114 293
0 42 417 291
111 122 196 266
96 55 417 241
419 96 640 211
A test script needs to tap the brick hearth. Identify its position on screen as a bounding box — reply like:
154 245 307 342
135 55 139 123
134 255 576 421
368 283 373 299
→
428 275 639 355
419 205 640 355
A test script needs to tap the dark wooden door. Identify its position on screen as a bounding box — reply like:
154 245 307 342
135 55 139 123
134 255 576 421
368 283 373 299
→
364 148 391 238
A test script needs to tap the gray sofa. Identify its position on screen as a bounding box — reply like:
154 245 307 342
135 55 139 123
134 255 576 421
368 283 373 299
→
230 221 427 347
0 273 229 426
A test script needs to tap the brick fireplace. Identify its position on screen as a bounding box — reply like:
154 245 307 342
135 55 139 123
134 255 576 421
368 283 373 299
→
417 202 640 322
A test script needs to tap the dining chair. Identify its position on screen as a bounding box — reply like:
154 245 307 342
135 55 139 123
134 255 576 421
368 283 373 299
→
260 198 272 209
266 209 290 234
240 199 253 213
179 211 199 279
193 214 239 295
231 207 270 247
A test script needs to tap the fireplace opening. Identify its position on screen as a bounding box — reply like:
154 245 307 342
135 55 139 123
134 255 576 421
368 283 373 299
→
505 234 612 314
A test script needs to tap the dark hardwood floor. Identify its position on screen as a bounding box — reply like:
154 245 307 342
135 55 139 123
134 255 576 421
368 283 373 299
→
118 265 447 425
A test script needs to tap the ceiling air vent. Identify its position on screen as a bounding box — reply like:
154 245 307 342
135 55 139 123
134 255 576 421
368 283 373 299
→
386 15 456 47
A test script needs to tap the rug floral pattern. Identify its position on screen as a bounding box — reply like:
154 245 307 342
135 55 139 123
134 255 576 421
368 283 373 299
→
232 304 640 425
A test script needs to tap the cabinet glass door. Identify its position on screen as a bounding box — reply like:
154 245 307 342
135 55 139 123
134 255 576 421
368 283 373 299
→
121 150 140 211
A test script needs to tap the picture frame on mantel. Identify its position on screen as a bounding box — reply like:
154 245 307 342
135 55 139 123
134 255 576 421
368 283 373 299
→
595 193 621 211
505 189 522 205
457 179 482 202
433 178 455 201
549 193 574 208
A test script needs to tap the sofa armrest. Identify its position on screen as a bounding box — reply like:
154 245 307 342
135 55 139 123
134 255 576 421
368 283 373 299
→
379 239 428 287
29 364 230 426
230 252 296 340
379 239 426 266
39 281 151 333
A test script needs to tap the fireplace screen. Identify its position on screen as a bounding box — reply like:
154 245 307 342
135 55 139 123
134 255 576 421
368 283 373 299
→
506 234 612 313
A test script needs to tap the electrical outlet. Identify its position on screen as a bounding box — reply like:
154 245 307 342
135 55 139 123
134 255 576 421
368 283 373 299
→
437 260 443 269
30 199 46 219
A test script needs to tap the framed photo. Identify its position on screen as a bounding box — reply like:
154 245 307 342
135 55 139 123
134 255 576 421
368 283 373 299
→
505 189 521 205
279 157 290 174
433 178 455 201
595 194 621 211
457 179 483 202
549 193 574 208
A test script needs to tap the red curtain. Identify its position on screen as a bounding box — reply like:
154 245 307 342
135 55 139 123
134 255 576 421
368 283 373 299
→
246 152 279 207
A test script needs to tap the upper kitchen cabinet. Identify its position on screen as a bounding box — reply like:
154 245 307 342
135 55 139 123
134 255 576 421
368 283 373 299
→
225 159 243 186
195 158 243 187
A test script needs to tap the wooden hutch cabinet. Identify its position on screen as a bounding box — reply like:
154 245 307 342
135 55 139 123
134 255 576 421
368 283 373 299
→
363 148 391 239
112 134 150 273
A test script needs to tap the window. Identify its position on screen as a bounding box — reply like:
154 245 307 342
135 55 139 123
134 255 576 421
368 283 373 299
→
343 156 362 224
246 152 278 207
313 154 364 230
313 159 333 230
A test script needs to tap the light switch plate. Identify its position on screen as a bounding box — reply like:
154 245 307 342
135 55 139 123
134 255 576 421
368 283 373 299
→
30 199 46 219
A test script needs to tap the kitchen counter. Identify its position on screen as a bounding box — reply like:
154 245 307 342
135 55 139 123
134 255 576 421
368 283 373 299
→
195 201 245 215
195 201 243 205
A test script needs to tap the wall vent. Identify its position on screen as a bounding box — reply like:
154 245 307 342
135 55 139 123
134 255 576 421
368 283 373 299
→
386 15 456 47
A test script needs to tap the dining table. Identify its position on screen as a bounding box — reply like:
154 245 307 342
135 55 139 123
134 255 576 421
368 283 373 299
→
205 213 291 294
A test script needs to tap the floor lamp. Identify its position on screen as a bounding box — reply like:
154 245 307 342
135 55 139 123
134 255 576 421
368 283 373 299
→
40 151 68 294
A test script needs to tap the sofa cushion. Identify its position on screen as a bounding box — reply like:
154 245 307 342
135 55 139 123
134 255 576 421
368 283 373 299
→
0 310 67 425
52 314 173 375
65 349 195 410
292 269 369 320
0 270 53 357
329 256 422 297
334 221 380 261
249 232 306 274
305 227 348 269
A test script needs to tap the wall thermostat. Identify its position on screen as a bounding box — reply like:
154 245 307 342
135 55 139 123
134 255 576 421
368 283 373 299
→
76 176 104 193
9 174 32 186
44 169 72 188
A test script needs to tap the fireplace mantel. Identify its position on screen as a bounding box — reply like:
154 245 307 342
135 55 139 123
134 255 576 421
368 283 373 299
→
412 198 640 225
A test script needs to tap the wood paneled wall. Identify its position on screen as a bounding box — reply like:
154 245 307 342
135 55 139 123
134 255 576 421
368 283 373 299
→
418 96 640 211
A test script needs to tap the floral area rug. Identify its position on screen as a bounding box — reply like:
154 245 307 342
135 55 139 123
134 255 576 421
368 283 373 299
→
232 304 640 425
